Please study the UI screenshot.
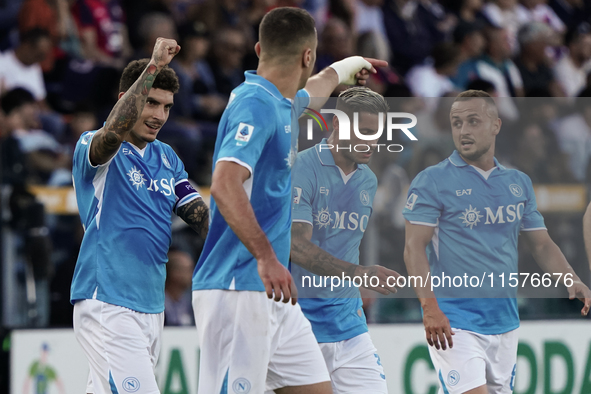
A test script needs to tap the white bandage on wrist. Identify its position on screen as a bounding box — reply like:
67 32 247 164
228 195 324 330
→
329 56 372 85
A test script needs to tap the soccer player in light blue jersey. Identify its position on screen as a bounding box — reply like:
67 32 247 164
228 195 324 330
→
403 90 591 394
290 87 399 393
71 38 209 394
191 7 387 394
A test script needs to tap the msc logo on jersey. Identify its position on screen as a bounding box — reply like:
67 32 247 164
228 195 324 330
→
127 166 147 190
509 184 523 197
360 190 370 206
161 153 171 169
293 187 302 204
459 205 483 229
122 377 140 392
233 378 251 393
448 370 460 386
460 203 526 229
235 122 254 145
315 208 370 232
315 207 332 228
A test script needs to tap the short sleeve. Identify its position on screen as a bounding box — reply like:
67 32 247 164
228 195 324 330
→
402 170 442 226
293 89 311 118
291 154 315 225
72 131 107 183
170 148 201 213
519 174 546 231
216 97 274 174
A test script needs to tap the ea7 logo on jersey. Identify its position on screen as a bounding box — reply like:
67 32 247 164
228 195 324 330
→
235 123 254 145
405 193 418 211
293 187 302 204
456 189 472 196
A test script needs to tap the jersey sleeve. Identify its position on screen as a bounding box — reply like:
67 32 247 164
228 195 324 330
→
402 170 442 226
292 154 316 225
293 89 311 118
519 174 546 231
216 97 274 175
171 149 201 214
72 131 112 183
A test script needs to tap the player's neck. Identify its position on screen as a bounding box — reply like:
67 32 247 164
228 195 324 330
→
127 132 147 150
460 153 495 171
256 64 300 99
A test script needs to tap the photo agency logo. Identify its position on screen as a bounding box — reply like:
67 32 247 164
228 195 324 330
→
304 107 418 153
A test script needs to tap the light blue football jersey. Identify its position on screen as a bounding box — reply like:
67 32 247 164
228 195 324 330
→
402 150 546 335
192 71 310 291
71 132 200 313
291 140 377 343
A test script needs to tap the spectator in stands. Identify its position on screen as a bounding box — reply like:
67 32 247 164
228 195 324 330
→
518 0 565 33
515 22 564 96
316 17 355 71
482 0 528 52
446 0 485 24
461 26 524 97
0 28 51 101
512 120 575 183
549 0 591 28
406 42 461 98
554 22 591 97
134 13 178 61
551 88 591 182
170 21 226 121
0 88 29 185
164 249 195 326
17 0 71 73
0 88 69 185
72 0 131 69
451 21 486 88
208 27 247 97
383 0 448 74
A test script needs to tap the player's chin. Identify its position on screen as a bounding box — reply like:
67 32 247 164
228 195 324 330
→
356 152 373 164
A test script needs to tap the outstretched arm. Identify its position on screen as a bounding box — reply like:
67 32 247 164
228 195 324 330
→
522 229 591 316
404 221 454 350
291 222 399 295
89 37 180 165
304 57 388 110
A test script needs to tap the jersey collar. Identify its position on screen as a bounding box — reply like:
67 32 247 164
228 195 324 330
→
315 138 366 170
448 150 503 170
244 71 289 103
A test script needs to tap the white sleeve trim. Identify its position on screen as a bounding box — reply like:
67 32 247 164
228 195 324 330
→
409 220 438 227
520 227 547 232
216 157 253 177
292 219 313 226
86 130 119 169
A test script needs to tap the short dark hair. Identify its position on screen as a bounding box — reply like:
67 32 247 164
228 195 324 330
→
336 87 390 116
432 42 460 70
259 7 316 58
118 59 180 94
19 28 51 46
0 88 36 115
454 90 498 118
565 22 591 47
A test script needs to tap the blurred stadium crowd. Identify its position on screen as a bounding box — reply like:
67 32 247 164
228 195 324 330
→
2 0 591 329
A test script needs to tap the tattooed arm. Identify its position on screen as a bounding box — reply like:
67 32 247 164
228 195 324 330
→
177 197 209 239
89 37 180 165
291 222 399 295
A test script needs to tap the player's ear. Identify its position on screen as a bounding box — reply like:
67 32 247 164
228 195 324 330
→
492 117 501 136
117 91 125 100
254 42 261 58
302 47 312 68
332 114 339 132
